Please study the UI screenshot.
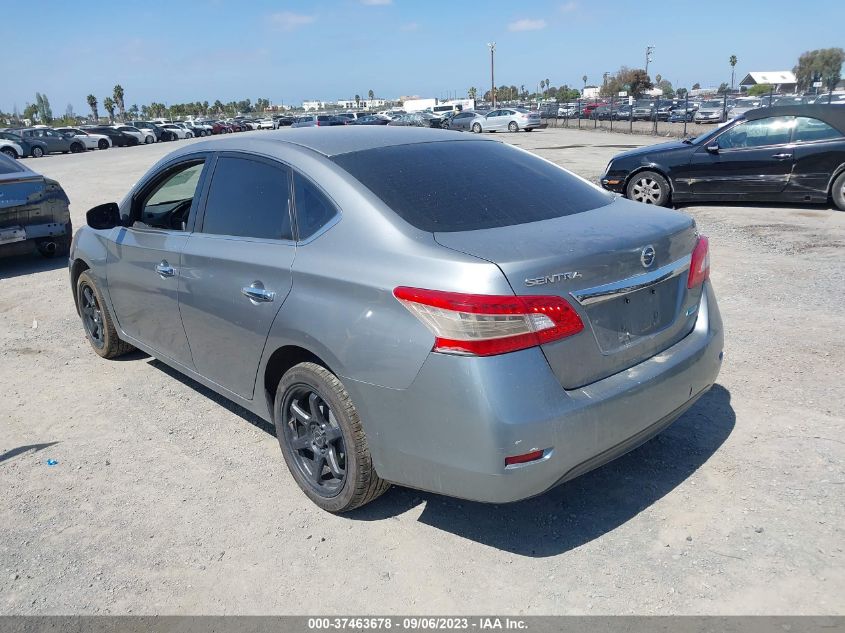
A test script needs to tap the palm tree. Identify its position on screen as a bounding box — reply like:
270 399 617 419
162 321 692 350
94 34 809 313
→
582 74 588 88
113 84 126 122
103 97 116 123
354 94 361 109
655 74 662 86
86 94 98 121
368 89 375 102
729 54 738 91
468 86 477 100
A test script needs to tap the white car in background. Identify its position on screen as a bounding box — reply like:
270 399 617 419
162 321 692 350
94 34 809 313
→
258 119 276 129
0 139 24 159
55 127 112 150
159 123 192 139
113 125 147 144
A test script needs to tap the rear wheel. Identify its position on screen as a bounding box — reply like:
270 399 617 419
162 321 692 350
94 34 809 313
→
31 146 44 158
508 121 519 132
626 170 671 206
98 139 109 150
76 271 135 359
471 122 482 133
831 171 845 211
145 135 154 144
1 147 17 159
275 362 389 513
70 142 84 153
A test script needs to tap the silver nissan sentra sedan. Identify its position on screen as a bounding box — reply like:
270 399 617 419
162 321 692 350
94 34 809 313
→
69 127 723 512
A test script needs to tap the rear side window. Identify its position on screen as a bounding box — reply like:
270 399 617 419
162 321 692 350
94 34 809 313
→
201 156 292 240
792 117 842 143
293 174 338 240
331 141 612 232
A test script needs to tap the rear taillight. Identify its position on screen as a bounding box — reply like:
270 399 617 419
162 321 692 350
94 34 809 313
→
393 287 583 357
687 236 710 288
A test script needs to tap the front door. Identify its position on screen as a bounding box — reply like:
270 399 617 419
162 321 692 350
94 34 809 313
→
106 158 209 366
179 153 296 399
688 116 795 195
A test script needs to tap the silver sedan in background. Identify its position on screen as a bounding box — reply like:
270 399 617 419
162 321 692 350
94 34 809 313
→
444 110 486 131
470 107 542 133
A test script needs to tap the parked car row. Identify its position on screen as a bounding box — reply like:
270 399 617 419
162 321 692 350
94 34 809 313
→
0 116 287 159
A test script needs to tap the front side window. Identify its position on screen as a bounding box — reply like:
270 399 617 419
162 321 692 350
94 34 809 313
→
293 173 338 241
201 156 292 240
792 117 842 143
717 116 794 150
138 161 205 230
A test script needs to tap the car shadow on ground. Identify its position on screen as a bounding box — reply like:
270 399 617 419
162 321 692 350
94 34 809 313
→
0 249 66 280
350 384 735 557
146 358 276 436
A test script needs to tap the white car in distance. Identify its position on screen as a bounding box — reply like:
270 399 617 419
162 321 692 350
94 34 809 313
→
55 127 112 150
113 125 148 144
159 123 192 139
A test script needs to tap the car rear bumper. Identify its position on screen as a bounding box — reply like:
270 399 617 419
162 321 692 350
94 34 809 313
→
347 281 723 504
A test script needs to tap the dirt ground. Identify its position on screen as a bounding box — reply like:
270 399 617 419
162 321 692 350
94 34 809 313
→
1 127 843 615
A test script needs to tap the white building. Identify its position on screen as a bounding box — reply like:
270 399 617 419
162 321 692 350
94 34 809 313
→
302 100 326 111
739 71 797 94
582 86 600 99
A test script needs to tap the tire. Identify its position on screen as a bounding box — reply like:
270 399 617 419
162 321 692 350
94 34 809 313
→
98 139 109 150
274 362 389 513
1 147 17 159
626 170 671 206
76 271 135 359
145 135 154 144
186 132 193 139
831 171 845 211
31 146 44 158
471 122 482 133
508 121 519 132
70 142 84 153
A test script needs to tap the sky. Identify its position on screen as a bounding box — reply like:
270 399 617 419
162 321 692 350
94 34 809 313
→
2 0 844 114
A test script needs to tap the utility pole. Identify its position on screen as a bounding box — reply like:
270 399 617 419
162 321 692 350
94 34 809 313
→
487 42 496 107
645 45 655 76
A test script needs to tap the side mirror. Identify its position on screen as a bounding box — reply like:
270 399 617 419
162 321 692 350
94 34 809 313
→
706 143 720 154
86 202 121 230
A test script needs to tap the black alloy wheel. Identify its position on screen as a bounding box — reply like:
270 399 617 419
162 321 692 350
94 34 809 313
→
79 282 105 350
282 385 347 496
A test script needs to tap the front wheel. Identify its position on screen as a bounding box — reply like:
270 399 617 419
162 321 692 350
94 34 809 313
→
471 122 482 133
508 121 519 132
31 146 44 158
275 362 389 513
70 142 84 153
626 170 671 206
1 147 17 159
831 171 845 211
76 271 135 359
98 139 109 150
185 132 193 139
145 135 154 144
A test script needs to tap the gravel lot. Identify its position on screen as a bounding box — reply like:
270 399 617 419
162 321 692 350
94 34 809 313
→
1 127 843 615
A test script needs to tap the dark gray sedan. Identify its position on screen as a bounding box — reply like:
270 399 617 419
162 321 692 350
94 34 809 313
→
18 128 85 154
70 128 723 512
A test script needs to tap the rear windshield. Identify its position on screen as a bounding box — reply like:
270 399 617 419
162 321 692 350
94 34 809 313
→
331 140 612 232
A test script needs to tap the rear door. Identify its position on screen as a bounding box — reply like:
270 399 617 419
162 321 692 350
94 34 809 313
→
688 116 795 195
786 116 845 197
179 153 296 399
106 156 210 366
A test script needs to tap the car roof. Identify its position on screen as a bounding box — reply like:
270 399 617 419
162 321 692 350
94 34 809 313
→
166 126 494 158
744 105 845 133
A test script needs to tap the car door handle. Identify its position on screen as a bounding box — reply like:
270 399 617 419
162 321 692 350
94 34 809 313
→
241 283 276 303
155 261 175 278
772 153 792 160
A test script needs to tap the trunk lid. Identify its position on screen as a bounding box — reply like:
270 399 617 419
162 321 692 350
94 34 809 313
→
433 197 703 389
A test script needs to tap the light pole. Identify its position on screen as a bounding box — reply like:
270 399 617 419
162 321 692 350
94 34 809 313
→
645 45 655 76
487 42 496 107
